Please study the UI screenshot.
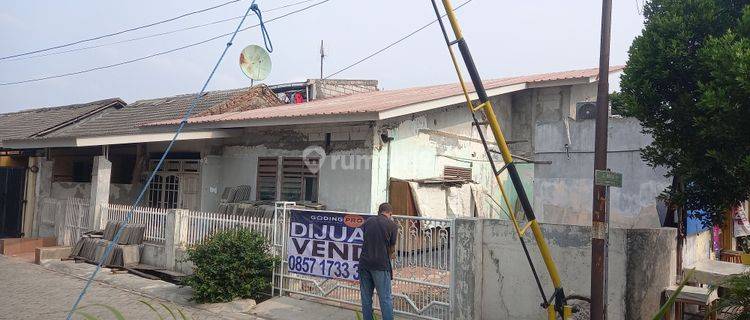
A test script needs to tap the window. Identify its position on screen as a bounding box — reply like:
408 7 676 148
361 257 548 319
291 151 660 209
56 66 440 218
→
257 158 278 201
443 166 472 181
148 174 180 209
257 157 319 202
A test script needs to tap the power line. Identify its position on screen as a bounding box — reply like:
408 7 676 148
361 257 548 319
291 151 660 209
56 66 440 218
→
324 0 472 79
0 0 242 60
65 1 259 318
4 0 317 62
0 0 331 86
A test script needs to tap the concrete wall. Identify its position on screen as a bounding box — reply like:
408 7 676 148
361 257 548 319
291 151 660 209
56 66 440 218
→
33 159 54 238
533 117 671 228
140 243 167 268
509 84 595 158
50 182 137 204
453 218 676 319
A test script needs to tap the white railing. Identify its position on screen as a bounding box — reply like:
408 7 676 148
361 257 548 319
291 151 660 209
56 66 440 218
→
185 210 275 246
60 197 91 246
102 204 167 244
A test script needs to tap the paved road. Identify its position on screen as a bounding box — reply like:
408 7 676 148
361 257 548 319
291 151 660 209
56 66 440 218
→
0 255 241 320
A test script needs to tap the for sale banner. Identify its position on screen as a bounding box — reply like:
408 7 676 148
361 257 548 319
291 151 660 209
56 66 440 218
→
286 209 372 281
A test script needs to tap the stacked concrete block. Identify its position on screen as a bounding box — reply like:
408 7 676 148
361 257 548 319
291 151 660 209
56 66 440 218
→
69 221 145 268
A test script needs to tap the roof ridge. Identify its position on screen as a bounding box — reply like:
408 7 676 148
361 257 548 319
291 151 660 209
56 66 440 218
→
128 86 252 105
0 98 124 117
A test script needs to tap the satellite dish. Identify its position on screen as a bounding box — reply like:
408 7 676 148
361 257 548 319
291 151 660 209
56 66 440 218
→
239 45 272 81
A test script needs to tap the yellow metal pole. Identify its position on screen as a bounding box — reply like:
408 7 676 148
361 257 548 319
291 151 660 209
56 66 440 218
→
438 0 569 316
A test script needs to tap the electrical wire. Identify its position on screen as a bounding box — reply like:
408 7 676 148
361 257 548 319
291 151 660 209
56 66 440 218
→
64 2 261 319
0 0 331 86
0 0 243 61
251 3 273 52
3 0 316 63
324 0 472 79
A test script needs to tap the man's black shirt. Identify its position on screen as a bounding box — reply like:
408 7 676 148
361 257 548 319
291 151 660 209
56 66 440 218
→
358 214 398 271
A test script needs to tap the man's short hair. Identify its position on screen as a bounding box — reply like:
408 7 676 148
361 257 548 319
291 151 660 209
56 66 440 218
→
378 202 393 215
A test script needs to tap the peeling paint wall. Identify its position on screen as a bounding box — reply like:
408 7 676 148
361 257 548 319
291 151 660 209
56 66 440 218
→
370 96 512 216
50 182 137 204
533 117 670 228
202 124 374 213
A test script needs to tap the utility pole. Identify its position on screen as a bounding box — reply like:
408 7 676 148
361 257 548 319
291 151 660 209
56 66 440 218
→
590 0 612 318
320 40 325 80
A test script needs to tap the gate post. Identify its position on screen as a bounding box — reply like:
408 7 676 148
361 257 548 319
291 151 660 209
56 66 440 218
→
165 209 189 270
32 157 54 238
89 156 111 230
272 202 294 296
452 217 483 320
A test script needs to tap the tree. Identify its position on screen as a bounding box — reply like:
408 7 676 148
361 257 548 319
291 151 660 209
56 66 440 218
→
615 0 750 226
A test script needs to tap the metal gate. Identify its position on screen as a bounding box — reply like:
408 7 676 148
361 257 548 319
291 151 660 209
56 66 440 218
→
59 198 91 246
272 202 454 319
0 167 26 238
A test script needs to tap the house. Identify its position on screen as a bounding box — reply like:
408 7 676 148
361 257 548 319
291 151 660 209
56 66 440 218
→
0 98 126 238
6 68 691 242
0 80 377 239
139 66 632 220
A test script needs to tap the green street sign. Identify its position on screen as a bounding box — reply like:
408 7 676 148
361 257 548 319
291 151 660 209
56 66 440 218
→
595 170 622 188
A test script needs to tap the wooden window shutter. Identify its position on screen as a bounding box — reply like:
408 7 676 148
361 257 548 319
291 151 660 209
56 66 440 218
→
443 166 472 181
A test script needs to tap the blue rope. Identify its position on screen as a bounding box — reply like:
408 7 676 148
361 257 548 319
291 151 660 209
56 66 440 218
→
65 2 259 319
251 3 273 52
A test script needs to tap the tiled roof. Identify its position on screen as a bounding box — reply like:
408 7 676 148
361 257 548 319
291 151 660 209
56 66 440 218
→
149 66 623 126
0 98 124 142
195 85 282 117
42 87 250 138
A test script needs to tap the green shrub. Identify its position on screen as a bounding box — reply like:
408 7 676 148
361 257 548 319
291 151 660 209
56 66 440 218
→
183 228 278 303
708 272 750 319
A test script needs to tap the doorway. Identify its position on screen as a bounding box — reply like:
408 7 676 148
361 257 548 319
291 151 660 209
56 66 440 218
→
1 167 26 238
146 159 200 211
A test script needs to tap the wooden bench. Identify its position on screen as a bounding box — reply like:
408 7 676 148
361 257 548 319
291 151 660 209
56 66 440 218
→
663 285 718 320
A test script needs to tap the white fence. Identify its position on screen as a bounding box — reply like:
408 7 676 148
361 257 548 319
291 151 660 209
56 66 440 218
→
185 210 275 246
40 197 92 246
101 204 275 247
102 204 168 244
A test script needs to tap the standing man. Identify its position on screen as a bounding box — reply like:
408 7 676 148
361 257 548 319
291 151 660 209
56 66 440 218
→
358 202 398 320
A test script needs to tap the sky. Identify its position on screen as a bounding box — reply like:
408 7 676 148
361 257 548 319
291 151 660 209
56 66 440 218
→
0 0 645 113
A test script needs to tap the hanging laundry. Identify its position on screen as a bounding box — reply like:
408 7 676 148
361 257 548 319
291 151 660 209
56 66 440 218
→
293 92 305 104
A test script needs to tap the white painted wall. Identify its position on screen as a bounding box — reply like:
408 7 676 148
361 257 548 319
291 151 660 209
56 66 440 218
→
203 124 375 213
683 230 712 267
199 155 222 212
